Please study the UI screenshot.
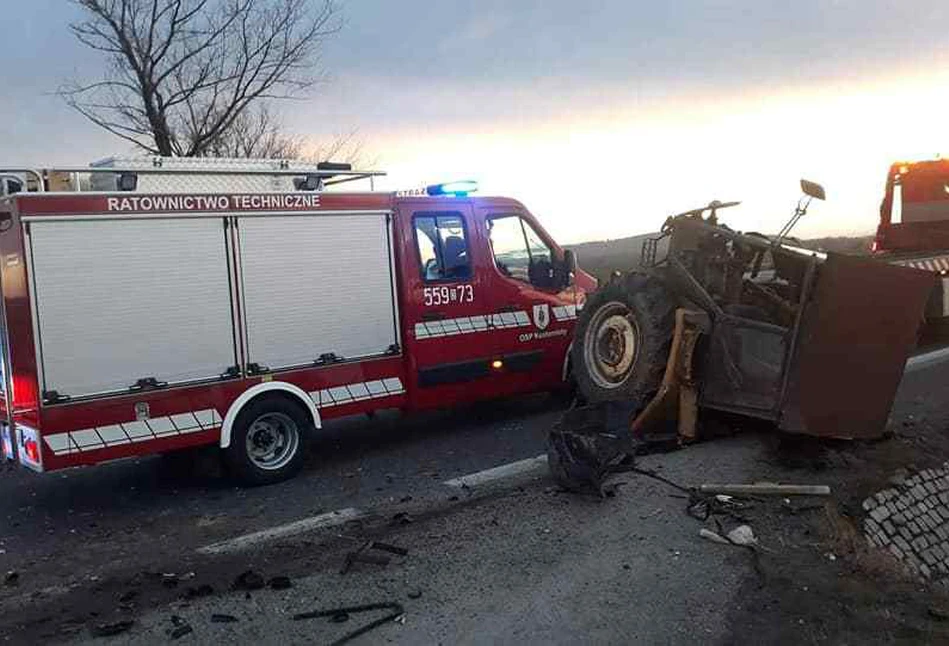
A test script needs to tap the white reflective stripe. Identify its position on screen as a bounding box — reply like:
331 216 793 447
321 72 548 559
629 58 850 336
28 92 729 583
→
365 380 387 395
147 416 177 436
96 424 130 446
43 408 221 456
348 383 370 400
122 420 153 440
894 256 949 272
309 377 404 409
553 304 578 321
71 429 105 450
414 311 531 340
44 433 70 454
382 378 405 393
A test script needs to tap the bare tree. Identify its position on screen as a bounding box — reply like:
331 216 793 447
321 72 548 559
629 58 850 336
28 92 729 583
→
299 128 369 166
201 106 370 165
201 105 303 158
62 0 340 157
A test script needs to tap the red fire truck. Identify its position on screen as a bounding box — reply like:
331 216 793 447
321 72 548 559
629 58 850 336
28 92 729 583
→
874 159 949 326
0 158 595 484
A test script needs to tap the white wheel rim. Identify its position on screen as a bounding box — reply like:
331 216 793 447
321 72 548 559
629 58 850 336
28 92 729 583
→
583 301 640 390
245 412 299 471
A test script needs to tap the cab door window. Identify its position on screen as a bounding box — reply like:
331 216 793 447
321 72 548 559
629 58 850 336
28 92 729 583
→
488 215 556 288
413 213 471 281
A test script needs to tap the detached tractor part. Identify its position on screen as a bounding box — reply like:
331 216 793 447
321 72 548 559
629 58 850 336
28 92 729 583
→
549 181 935 493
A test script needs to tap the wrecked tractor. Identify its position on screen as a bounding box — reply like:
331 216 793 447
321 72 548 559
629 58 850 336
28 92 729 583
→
549 180 935 491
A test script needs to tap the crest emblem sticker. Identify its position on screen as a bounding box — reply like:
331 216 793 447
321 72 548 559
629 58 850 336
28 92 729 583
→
533 303 550 330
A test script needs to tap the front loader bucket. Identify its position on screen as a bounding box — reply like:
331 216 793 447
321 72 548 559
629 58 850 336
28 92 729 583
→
779 253 934 439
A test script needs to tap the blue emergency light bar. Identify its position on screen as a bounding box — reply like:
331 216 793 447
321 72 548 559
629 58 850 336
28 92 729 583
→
426 180 479 197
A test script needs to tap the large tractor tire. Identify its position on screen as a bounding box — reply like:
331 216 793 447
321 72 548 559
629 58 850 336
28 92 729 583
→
572 273 676 406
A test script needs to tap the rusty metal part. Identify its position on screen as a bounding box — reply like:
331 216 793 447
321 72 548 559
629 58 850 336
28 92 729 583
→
630 308 710 443
742 279 797 324
779 253 933 438
700 314 788 419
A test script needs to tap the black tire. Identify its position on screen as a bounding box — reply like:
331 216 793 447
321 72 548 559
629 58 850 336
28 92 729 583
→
224 395 311 485
572 273 675 405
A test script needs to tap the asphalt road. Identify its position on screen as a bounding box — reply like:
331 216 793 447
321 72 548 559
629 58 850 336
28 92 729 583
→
0 394 566 599
0 351 947 643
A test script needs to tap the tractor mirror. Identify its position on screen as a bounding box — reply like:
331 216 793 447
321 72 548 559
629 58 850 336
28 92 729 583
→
801 179 826 201
564 249 578 273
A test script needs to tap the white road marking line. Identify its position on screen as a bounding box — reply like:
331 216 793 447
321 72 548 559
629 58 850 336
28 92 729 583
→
197 507 363 555
906 347 949 373
443 454 548 488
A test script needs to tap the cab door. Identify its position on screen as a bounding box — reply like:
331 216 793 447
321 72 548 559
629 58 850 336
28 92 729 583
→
399 202 495 409
480 209 577 396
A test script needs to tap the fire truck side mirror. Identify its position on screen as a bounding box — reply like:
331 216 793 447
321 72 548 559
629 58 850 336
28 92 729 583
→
564 249 578 274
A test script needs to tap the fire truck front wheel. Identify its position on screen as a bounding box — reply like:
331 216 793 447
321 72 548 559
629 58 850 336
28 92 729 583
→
225 396 310 485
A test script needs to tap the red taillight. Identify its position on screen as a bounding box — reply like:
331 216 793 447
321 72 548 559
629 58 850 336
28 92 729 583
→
24 438 38 464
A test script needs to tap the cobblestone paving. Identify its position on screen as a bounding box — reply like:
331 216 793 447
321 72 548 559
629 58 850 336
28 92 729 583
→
863 463 949 581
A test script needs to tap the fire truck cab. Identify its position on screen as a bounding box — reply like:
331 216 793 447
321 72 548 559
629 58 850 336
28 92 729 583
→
0 158 595 484
874 159 949 323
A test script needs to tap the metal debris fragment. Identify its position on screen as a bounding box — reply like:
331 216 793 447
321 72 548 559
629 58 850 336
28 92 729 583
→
698 483 831 496
89 620 134 637
292 602 405 646
168 623 193 639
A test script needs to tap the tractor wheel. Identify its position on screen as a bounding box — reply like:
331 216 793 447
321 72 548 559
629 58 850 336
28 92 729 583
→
572 273 675 405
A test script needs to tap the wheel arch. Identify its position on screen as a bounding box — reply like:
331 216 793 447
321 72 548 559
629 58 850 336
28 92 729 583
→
220 382 321 448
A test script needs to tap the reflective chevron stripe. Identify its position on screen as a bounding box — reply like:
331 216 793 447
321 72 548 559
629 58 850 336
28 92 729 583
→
308 377 405 408
414 311 531 340
893 256 949 273
44 408 221 456
552 304 578 321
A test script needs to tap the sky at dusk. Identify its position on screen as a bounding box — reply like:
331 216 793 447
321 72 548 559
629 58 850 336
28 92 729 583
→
2 1 949 243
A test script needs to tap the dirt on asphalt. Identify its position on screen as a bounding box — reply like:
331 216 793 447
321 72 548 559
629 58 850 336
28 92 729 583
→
721 384 949 645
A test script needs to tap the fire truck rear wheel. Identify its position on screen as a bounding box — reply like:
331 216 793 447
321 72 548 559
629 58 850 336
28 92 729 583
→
225 395 311 485
572 272 675 405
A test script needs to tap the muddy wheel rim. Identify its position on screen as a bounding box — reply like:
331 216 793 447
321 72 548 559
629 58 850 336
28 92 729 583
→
245 412 299 471
584 301 640 390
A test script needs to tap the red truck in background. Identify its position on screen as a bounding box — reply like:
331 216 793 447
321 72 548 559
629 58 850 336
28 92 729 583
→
0 158 595 484
874 159 949 327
